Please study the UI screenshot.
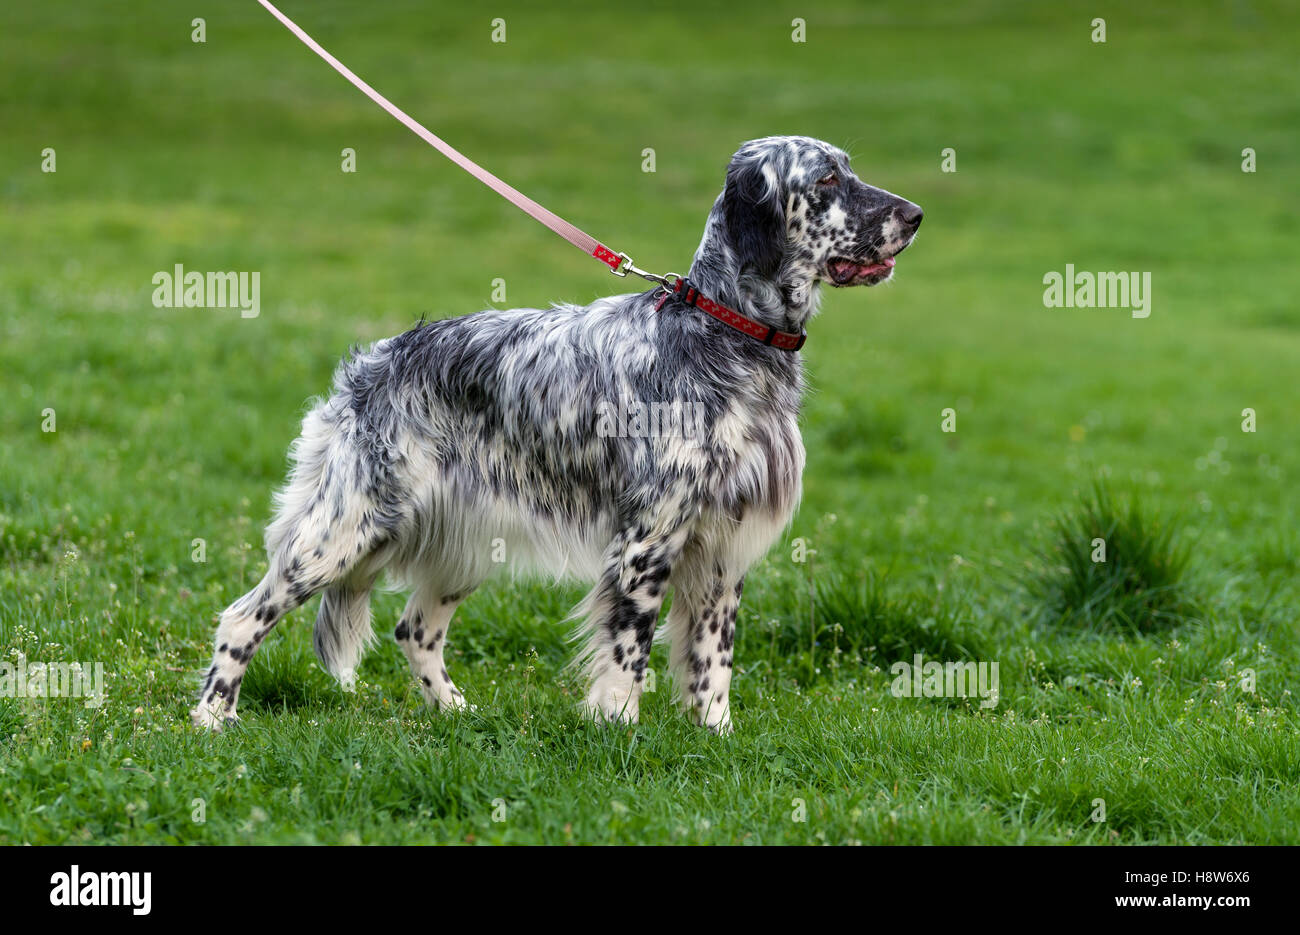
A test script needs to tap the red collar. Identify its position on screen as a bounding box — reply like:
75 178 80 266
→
656 278 806 351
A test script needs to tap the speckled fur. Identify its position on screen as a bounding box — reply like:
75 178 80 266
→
191 136 921 733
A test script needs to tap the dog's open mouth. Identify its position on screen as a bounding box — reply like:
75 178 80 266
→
827 255 896 286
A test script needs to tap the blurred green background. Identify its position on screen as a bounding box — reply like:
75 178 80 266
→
0 1 1296 844
3 0 1296 570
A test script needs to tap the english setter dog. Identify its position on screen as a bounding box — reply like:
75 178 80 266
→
192 135 921 733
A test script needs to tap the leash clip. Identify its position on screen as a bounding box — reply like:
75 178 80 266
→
610 252 681 291
609 252 635 277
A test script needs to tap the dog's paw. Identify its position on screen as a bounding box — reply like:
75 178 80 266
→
190 701 237 733
583 686 640 726
687 701 732 735
438 693 473 713
419 677 472 713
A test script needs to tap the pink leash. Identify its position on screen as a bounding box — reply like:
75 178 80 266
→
255 0 669 284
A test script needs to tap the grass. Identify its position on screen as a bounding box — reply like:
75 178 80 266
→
1 0 1298 844
1028 483 1197 631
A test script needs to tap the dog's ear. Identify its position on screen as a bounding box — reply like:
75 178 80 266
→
722 154 787 279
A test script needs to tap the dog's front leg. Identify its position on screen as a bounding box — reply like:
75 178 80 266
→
667 572 744 733
579 521 689 725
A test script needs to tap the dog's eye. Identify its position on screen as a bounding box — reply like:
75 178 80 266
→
817 172 838 186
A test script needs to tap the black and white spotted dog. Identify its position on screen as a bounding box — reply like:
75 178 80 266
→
192 135 921 733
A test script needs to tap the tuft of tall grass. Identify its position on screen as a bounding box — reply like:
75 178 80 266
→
1028 483 1197 631
741 569 989 684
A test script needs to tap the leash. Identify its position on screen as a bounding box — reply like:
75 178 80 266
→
255 0 667 285
255 0 804 352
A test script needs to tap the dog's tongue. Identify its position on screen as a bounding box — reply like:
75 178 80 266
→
853 257 895 276
832 256 895 282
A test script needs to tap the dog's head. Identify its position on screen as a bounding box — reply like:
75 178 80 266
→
721 136 922 289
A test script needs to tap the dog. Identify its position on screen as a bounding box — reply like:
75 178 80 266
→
192 135 921 733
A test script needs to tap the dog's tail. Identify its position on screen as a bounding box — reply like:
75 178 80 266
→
264 387 382 688
312 584 374 690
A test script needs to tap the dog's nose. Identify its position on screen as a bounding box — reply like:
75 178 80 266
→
895 201 923 231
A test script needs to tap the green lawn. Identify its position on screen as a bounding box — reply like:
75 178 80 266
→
1 0 1297 844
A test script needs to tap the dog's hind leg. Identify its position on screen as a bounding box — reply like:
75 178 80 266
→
577 519 692 724
191 529 386 731
191 568 315 731
193 396 406 729
395 585 474 711
192 489 393 730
